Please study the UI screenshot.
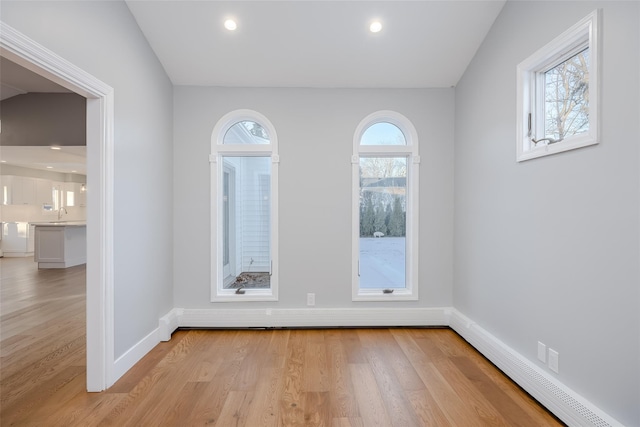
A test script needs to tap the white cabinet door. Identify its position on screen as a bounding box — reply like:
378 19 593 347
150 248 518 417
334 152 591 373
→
1 222 30 254
36 178 54 207
34 227 65 262
1 176 37 205
11 176 36 205
1 176 12 205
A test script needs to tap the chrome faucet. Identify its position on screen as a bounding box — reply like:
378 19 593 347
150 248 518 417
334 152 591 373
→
57 207 67 220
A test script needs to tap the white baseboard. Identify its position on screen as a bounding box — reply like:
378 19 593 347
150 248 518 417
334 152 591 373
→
159 308 182 341
177 307 449 329
111 326 161 385
449 309 623 427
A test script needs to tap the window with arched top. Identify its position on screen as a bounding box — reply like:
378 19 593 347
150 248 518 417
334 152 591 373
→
360 122 407 146
352 111 419 301
211 110 279 302
223 121 270 145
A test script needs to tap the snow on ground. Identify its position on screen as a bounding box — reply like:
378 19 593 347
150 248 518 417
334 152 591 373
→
359 237 405 288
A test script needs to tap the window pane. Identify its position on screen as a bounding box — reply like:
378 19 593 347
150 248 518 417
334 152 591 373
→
223 121 270 144
222 156 271 289
66 191 75 207
359 157 406 289
360 122 406 146
544 48 589 140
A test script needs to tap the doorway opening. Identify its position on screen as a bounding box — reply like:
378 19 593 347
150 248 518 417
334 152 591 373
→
1 22 114 391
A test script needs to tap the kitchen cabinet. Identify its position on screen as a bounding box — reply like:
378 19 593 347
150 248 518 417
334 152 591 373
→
36 178 54 206
14 176 36 205
1 175 10 205
0 175 83 208
1 222 34 256
1 176 37 205
33 222 86 268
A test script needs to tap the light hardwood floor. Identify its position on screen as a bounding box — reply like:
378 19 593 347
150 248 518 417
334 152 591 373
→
1 256 564 426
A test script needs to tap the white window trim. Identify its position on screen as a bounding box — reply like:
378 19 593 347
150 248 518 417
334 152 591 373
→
516 9 601 162
210 109 279 302
352 110 419 301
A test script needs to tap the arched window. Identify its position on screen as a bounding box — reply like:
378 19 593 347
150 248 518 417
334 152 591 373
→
211 110 279 301
352 111 419 301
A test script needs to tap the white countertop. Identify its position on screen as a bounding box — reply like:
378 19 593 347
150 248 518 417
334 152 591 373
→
30 221 87 227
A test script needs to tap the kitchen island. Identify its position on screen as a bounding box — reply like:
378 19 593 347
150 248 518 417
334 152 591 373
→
31 221 86 268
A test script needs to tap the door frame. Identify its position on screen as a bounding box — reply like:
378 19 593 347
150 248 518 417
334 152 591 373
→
1 22 114 391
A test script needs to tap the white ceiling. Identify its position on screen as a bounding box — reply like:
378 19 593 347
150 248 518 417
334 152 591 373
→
0 57 70 101
126 0 506 88
0 146 87 175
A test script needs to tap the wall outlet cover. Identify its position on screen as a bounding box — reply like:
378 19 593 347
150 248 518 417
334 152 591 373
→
307 293 315 306
548 348 559 373
537 341 546 363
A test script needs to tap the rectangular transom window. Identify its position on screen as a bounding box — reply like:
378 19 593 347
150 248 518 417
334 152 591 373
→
517 10 600 162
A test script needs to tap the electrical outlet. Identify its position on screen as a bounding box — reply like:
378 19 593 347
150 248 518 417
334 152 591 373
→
548 348 559 373
307 293 315 307
537 341 546 363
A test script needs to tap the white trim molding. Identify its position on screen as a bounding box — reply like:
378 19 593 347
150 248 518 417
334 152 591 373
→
1 21 115 392
112 327 161 383
159 308 182 341
449 309 624 427
176 307 447 329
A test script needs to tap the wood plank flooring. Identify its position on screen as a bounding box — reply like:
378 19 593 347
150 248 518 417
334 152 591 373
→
1 256 565 426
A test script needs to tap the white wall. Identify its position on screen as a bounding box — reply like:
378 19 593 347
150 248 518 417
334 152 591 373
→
454 2 639 425
173 87 454 309
2 1 175 359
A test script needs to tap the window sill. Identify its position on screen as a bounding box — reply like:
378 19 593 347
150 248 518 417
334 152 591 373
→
353 290 418 302
211 290 277 303
517 133 598 162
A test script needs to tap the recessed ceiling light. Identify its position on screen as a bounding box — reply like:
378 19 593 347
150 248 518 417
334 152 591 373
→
46 166 53 169
370 21 382 33
224 19 237 31
50 146 61 150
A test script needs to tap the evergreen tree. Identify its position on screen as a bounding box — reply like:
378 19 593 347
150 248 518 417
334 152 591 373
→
361 192 375 236
388 196 405 236
384 202 392 231
373 200 387 235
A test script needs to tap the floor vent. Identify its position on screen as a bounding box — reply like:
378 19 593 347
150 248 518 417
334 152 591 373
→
450 310 619 427
513 353 611 427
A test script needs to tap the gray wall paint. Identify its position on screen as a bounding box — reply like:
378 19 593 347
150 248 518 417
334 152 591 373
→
173 87 454 309
0 93 86 146
454 2 639 425
2 1 175 358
